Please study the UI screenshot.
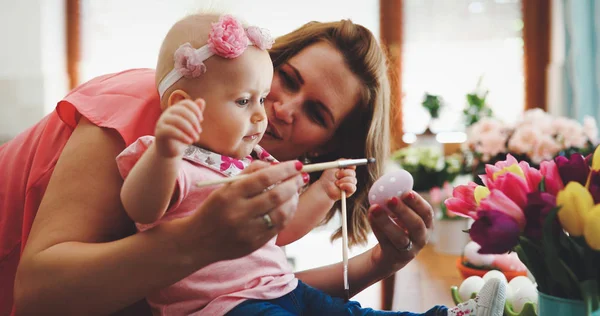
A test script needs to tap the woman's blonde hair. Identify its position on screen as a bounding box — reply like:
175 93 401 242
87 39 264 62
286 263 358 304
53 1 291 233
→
269 20 391 245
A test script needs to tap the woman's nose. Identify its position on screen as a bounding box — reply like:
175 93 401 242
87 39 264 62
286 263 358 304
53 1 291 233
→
272 100 295 124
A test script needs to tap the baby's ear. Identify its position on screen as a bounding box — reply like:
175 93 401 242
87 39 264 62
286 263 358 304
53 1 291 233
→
167 89 192 107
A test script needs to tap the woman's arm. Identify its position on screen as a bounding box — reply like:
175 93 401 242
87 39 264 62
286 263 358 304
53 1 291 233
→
121 143 180 224
296 192 433 298
14 117 305 315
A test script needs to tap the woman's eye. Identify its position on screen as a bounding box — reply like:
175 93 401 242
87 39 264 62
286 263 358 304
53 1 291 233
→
236 99 249 106
279 70 298 91
310 110 326 126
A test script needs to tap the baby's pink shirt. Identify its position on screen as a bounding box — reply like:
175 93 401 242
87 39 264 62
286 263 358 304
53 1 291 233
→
116 136 297 315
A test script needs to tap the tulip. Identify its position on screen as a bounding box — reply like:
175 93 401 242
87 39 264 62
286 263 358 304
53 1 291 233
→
592 145 600 171
556 182 594 236
470 210 521 254
554 154 589 186
523 192 557 240
519 161 543 193
588 170 600 204
445 182 478 219
479 190 526 230
539 160 564 195
487 171 529 209
474 186 490 205
584 205 600 250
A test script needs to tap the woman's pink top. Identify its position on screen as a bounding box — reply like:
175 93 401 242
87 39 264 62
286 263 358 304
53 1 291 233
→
0 69 161 315
116 137 297 315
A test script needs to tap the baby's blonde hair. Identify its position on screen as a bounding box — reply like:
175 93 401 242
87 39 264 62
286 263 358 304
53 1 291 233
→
155 12 228 107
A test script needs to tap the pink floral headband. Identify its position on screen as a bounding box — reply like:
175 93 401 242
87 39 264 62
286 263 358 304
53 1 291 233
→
158 15 275 98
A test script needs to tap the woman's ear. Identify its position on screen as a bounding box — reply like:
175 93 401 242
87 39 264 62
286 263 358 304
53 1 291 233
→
167 89 192 107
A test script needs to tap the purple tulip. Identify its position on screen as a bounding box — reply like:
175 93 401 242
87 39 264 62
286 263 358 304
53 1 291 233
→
470 210 521 254
523 192 556 240
554 154 590 186
588 170 600 204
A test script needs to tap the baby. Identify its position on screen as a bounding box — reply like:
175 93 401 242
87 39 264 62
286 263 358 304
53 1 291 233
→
116 12 506 316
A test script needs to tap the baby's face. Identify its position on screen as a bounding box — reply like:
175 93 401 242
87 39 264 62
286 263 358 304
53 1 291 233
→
180 47 273 159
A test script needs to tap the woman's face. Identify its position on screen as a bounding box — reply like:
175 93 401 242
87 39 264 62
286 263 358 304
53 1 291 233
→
260 41 362 161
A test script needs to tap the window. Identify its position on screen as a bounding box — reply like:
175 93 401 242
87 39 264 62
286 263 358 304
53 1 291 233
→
402 0 524 134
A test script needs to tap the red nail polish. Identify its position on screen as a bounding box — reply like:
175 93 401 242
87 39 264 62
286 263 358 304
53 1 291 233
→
295 161 303 171
387 196 399 208
302 173 310 183
271 161 280 165
405 191 415 201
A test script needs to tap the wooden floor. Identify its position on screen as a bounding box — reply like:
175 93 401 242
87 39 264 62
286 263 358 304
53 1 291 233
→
391 244 463 312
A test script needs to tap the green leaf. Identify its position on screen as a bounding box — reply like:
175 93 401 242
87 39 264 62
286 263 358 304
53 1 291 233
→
538 176 546 192
517 237 549 291
542 206 581 298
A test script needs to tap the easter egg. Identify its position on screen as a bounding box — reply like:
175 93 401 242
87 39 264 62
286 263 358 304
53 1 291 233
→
458 276 485 301
483 270 507 285
368 169 413 211
463 241 495 267
509 282 538 313
508 276 534 293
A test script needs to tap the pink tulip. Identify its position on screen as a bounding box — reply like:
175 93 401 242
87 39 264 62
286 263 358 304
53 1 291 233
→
444 182 478 219
539 160 564 195
479 190 526 230
519 161 543 191
487 171 529 209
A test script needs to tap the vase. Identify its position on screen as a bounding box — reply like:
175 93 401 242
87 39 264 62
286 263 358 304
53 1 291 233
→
538 292 600 316
433 218 470 255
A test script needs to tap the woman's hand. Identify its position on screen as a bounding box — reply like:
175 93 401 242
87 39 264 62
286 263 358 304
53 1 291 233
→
367 191 434 276
178 160 305 262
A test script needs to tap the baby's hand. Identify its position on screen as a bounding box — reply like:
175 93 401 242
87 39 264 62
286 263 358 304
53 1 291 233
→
317 161 357 201
155 99 205 158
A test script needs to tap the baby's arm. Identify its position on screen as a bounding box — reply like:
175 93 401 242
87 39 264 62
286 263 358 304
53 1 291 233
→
120 99 204 224
276 166 357 246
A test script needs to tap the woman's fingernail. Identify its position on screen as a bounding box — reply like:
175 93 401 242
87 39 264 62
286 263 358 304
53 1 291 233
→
404 191 415 201
387 196 399 208
295 161 303 171
302 173 310 183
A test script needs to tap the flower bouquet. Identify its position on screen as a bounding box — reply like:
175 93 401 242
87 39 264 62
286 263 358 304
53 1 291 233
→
445 146 600 315
464 109 598 184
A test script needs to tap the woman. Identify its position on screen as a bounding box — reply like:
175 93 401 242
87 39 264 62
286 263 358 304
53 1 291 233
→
2 19 432 315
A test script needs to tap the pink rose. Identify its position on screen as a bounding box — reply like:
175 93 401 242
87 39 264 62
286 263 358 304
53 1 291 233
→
174 43 207 78
246 26 274 50
208 15 249 59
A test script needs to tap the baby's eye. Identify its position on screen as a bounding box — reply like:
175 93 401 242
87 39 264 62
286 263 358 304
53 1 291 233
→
236 99 249 106
259 97 266 105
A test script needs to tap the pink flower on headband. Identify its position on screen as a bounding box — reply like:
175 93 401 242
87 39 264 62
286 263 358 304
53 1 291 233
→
208 15 248 58
246 26 274 50
174 43 206 78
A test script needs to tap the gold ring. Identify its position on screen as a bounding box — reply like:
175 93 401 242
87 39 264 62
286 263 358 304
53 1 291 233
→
262 213 274 229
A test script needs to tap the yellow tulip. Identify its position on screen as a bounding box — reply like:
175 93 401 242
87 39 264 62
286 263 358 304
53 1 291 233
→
556 182 594 236
584 205 600 250
474 186 490 206
592 145 600 171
